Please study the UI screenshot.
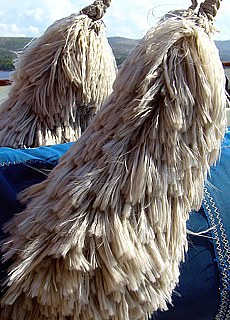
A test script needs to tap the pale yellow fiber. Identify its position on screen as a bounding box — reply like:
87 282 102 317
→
0 14 117 148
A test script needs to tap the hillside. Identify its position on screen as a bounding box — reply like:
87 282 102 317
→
0 37 33 70
0 36 138 69
215 40 230 62
0 36 229 70
108 37 230 92
109 37 230 64
108 37 139 65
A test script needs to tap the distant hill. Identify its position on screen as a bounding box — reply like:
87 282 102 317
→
0 36 139 69
215 40 230 62
0 36 229 70
108 37 230 65
108 37 139 65
0 37 32 70
0 37 32 53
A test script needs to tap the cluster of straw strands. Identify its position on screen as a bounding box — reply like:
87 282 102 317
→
0 9 227 320
0 13 117 148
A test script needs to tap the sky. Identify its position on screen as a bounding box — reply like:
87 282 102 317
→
0 0 229 41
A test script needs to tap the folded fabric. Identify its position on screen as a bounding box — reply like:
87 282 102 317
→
0 143 73 239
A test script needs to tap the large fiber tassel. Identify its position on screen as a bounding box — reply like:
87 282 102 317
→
1 4 227 320
0 0 117 148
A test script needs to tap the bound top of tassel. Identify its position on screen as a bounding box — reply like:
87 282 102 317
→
199 0 222 20
80 0 111 21
164 0 223 36
189 0 222 20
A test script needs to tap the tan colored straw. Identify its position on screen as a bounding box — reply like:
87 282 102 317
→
0 0 117 148
0 0 227 319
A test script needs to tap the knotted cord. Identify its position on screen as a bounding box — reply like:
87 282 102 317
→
80 0 111 21
199 0 222 20
189 0 222 19
189 0 198 10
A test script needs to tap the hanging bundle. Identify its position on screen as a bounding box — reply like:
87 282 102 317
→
0 0 117 148
0 0 227 319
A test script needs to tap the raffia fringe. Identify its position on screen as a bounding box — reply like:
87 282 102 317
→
0 13 227 320
0 14 117 148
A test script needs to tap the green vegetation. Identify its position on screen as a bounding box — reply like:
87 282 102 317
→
108 37 139 66
0 56 14 71
0 36 229 70
0 37 32 70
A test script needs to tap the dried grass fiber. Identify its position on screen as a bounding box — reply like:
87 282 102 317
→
0 13 117 148
1 12 227 320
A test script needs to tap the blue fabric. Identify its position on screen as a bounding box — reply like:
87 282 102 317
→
0 143 73 166
0 143 74 291
0 131 230 319
154 209 220 320
201 131 230 320
0 143 73 240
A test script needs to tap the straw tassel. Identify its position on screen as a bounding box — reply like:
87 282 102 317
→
1 7 227 320
0 1 117 148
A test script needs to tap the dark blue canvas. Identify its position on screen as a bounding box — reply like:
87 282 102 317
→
0 143 73 240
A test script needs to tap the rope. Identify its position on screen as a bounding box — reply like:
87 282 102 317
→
198 0 222 20
80 0 111 21
189 0 198 10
